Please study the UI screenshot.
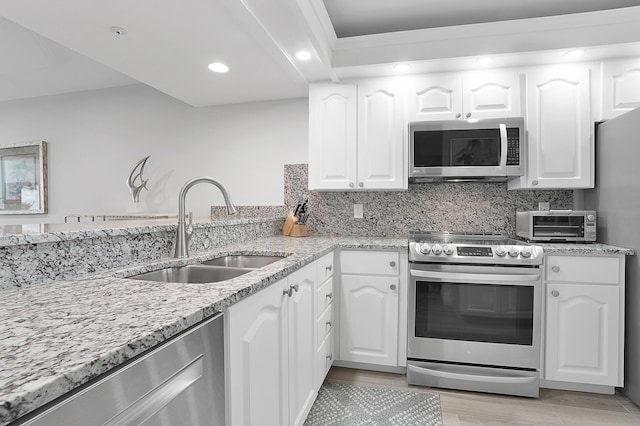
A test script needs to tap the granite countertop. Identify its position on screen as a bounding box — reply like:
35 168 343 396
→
0 223 633 425
0 235 406 425
0 216 280 247
537 242 635 256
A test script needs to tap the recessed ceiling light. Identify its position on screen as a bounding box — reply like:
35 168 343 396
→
395 64 410 72
476 57 493 66
208 62 229 73
295 50 312 61
564 49 584 60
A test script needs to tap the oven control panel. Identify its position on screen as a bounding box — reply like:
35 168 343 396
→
410 242 543 265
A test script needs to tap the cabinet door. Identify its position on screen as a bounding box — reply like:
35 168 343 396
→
601 58 640 119
308 83 357 190
406 74 462 121
226 279 289 426
287 264 317 426
545 283 620 386
339 275 399 366
515 65 592 189
463 70 522 120
357 81 407 190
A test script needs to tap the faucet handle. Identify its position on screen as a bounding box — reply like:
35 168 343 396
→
186 212 193 235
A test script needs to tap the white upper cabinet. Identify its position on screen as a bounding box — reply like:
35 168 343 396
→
405 74 462 121
356 81 406 190
509 64 593 189
308 81 407 191
601 58 640 119
405 70 522 122
308 84 357 190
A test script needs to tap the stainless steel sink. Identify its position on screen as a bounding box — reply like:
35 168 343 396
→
201 254 285 269
128 264 252 284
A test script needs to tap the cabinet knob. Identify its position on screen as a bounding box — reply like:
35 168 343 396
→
466 112 471 118
551 290 560 297
358 182 364 188
349 182 354 188
326 292 333 300
389 261 396 267
532 180 539 186
326 353 333 361
283 284 299 297
326 320 332 327
326 264 332 272
390 284 397 290
552 266 560 273
455 113 461 119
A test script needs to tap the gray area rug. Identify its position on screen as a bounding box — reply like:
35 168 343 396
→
304 382 443 426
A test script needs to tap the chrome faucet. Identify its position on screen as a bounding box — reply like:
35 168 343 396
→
175 176 237 258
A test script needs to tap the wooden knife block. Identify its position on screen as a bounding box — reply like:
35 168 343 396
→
282 211 307 237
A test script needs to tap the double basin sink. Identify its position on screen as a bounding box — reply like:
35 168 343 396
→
128 255 285 284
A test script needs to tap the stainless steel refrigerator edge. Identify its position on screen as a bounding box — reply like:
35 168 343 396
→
584 107 640 406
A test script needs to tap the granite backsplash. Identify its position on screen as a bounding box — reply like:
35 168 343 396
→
283 164 573 238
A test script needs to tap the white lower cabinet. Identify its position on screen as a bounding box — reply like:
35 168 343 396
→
339 275 399 366
226 262 316 426
337 249 407 368
544 254 625 387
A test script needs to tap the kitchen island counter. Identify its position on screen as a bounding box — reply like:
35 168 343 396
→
0 235 406 425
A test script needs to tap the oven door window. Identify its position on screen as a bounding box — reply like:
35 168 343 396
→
415 281 534 345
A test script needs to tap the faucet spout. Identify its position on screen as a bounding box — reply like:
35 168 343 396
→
175 176 237 258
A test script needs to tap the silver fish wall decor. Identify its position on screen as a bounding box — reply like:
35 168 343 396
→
127 155 150 203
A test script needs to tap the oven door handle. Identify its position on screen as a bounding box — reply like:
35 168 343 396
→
410 269 540 284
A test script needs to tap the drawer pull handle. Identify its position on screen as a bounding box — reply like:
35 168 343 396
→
389 261 396 267
551 290 560 297
326 292 333 300
326 265 332 272
551 266 560 273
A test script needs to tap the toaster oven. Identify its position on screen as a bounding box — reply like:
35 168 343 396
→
516 210 596 242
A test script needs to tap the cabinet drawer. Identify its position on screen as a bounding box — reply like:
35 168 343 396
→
316 276 334 316
317 252 335 282
340 250 400 276
546 255 620 284
317 305 333 347
315 332 334 389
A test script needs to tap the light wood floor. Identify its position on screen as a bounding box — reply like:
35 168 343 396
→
326 367 640 425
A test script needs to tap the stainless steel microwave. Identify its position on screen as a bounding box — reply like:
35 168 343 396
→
516 210 597 242
409 117 525 182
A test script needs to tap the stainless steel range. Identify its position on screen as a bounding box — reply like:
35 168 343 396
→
407 231 543 397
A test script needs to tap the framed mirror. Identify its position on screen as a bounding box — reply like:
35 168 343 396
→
0 141 48 214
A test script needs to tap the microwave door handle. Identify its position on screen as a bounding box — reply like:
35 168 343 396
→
499 123 508 170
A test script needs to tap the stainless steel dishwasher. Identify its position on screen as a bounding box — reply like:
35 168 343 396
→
16 314 225 426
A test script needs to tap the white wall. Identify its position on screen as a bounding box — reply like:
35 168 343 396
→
0 84 308 224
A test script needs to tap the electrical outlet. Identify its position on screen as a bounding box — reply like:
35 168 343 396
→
538 202 550 211
353 204 364 219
